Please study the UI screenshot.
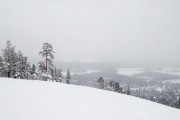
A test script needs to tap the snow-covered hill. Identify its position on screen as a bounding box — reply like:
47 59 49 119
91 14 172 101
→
0 78 179 120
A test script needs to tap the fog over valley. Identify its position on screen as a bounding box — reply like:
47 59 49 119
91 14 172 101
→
0 0 180 67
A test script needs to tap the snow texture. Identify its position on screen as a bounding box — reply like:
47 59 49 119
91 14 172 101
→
117 68 145 76
62 69 100 75
0 78 179 120
154 68 180 76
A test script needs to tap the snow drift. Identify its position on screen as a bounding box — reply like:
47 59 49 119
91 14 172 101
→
0 78 179 120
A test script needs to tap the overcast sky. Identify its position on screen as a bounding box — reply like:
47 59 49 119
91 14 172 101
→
0 0 180 66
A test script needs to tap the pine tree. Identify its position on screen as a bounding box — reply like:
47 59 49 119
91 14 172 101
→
108 80 115 91
0 56 4 76
50 68 54 80
119 84 123 93
29 64 37 79
120 82 126 93
127 85 131 95
38 61 46 80
2 40 17 78
54 67 58 82
16 50 28 79
97 77 105 89
39 43 54 80
66 69 71 84
57 69 63 82
38 61 46 73
24 62 30 79
30 64 36 75
39 43 54 72
114 82 120 92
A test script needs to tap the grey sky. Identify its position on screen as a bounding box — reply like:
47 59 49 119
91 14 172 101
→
0 0 180 65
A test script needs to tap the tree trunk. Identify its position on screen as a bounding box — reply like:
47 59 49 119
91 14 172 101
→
7 71 10 78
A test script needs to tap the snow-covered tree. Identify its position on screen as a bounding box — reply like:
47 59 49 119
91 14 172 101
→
53 67 58 81
127 85 131 95
119 82 126 93
66 69 71 84
0 56 5 76
15 51 28 79
39 43 54 80
2 40 17 78
50 68 54 80
38 61 47 80
39 43 54 73
29 64 37 80
30 64 36 74
53 68 63 82
57 69 63 82
114 82 120 92
38 61 46 73
97 77 105 89
108 80 115 91
24 62 31 79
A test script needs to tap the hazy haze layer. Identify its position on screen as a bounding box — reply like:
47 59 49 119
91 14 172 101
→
0 0 180 66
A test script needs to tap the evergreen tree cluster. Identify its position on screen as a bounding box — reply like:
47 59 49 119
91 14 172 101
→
133 86 180 109
0 40 71 83
97 77 131 95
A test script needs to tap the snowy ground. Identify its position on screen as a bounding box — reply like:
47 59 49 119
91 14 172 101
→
117 68 145 76
62 69 100 76
0 78 179 120
75 69 100 75
154 68 180 76
117 68 180 77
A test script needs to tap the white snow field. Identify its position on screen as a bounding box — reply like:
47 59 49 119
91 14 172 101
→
154 68 180 76
117 68 145 76
0 78 180 120
62 69 100 76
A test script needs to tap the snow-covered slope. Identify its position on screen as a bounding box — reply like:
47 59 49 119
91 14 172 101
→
0 78 179 120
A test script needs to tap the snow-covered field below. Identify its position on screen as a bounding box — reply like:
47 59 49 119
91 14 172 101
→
117 68 145 76
154 68 180 76
0 78 179 120
62 69 100 75
117 68 180 77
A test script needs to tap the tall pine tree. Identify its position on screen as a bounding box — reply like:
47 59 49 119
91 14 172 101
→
39 43 54 80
